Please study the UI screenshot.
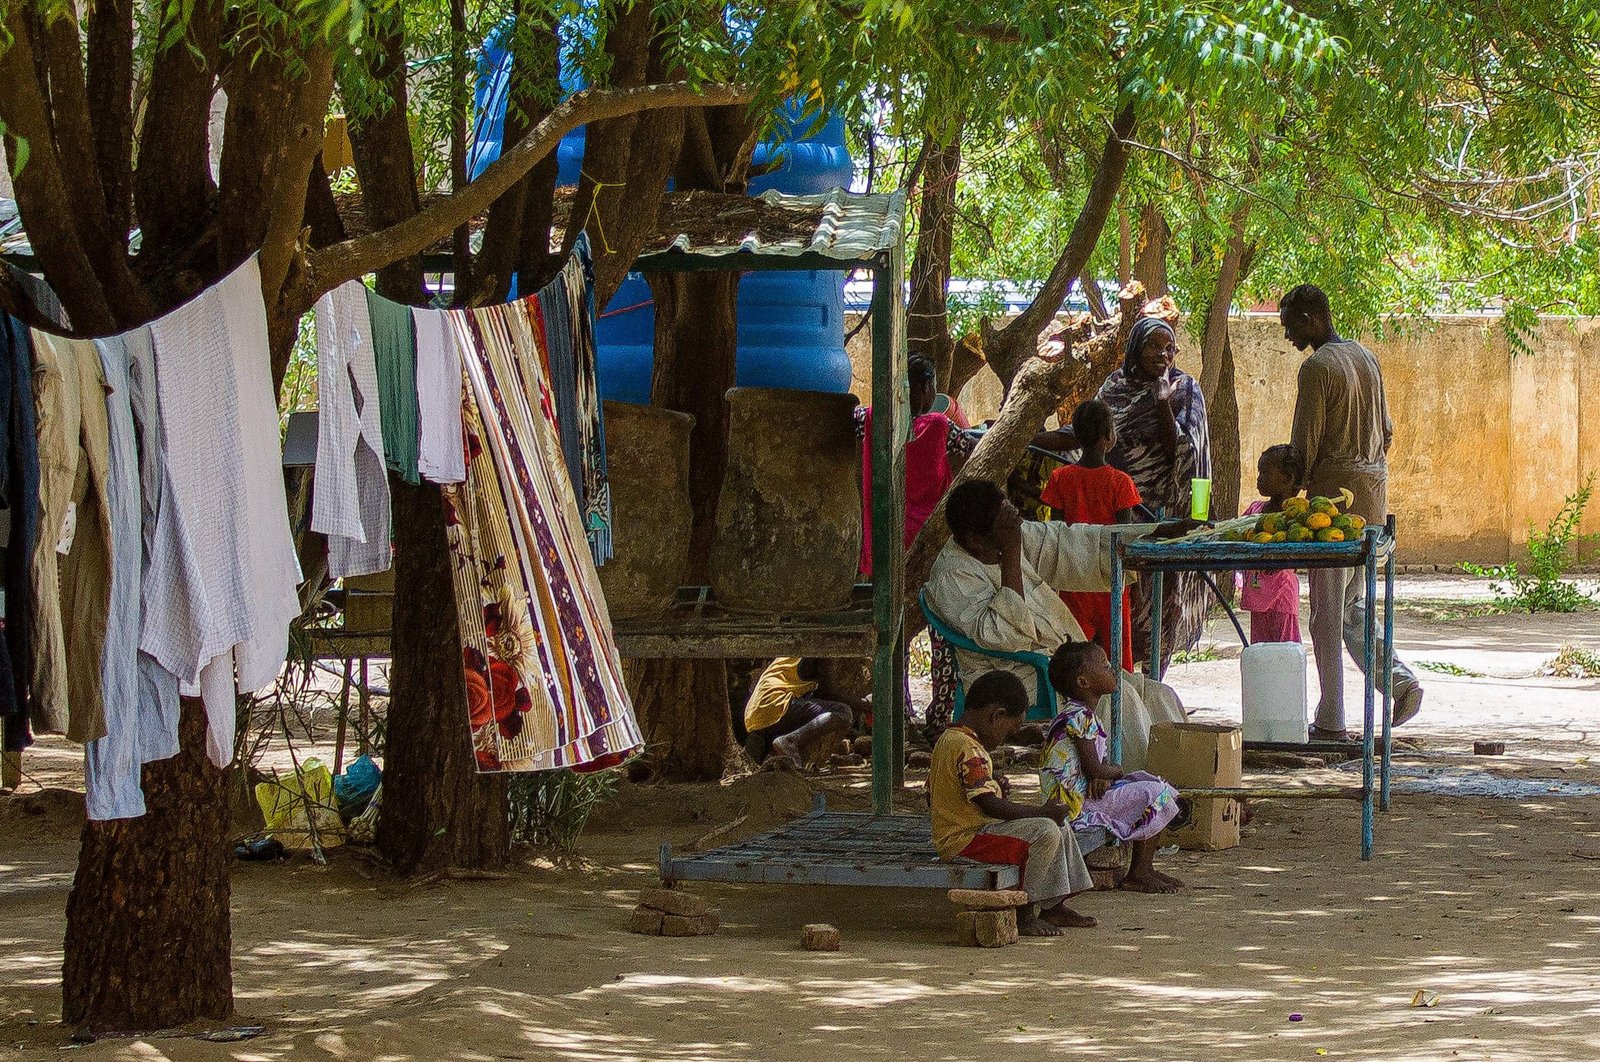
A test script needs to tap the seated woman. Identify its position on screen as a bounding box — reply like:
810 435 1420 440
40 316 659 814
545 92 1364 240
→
1041 640 1186 894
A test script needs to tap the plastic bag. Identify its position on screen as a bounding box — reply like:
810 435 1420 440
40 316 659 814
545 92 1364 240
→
333 754 382 816
255 758 345 850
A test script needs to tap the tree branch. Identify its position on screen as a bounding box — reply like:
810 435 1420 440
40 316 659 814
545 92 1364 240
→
988 102 1137 384
306 82 752 301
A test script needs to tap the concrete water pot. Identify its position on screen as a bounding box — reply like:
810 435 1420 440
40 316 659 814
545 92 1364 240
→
711 387 862 613
597 400 695 618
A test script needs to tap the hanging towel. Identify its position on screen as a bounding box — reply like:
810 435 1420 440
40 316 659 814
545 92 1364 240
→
313 283 392 577
534 236 611 566
29 329 113 744
145 256 301 767
4 261 70 330
412 306 467 484
365 288 421 485
0 315 37 754
445 298 640 772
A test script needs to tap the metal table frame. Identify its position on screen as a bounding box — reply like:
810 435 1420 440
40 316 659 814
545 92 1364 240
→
1108 517 1399 859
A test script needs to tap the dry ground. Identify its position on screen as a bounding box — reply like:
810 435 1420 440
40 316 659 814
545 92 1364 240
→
3 576 1598 1062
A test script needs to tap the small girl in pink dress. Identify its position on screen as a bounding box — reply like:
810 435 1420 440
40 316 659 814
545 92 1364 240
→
1238 444 1304 643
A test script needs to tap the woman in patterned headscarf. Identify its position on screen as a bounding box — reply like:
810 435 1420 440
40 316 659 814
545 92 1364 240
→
1095 315 1213 674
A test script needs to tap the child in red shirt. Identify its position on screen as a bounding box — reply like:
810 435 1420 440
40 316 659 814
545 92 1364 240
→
1039 400 1140 672
1237 444 1304 643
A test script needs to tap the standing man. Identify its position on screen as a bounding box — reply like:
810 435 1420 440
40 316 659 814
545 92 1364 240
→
1280 284 1422 740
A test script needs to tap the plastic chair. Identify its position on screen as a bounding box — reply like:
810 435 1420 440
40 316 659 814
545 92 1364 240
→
918 591 1058 722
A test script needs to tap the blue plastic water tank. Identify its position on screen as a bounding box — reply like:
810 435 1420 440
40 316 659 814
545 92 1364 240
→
470 38 854 403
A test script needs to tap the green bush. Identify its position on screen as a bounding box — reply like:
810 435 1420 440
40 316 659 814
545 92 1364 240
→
1461 476 1598 614
506 768 620 851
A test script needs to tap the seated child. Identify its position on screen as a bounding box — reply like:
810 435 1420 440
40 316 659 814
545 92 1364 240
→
1039 399 1140 672
1237 444 1305 644
743 657 852 768
930 671 1098 936
1042 641 1186 894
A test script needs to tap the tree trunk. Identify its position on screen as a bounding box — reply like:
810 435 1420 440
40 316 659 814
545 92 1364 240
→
1132 201 1170 299
62 697 233 1031
377 478 510 873
626 270 744 782
1198 208 1254 522
907 123 962 387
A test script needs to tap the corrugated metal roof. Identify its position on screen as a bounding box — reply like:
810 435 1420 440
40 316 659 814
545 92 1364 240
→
643 189 905 264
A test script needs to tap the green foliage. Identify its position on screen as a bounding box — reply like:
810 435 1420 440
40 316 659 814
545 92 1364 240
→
506 768 620 851
1543 644 1600 679
1461 476 1599 613
1414 660 1484 678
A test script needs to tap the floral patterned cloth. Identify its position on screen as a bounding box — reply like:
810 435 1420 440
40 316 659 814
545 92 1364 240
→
442 273 640 773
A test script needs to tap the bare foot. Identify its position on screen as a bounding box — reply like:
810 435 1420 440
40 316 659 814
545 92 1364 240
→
1042 904 1098 929
1017 909 1066 937
1122 870 1181 894
1309 725 1354 743
1151 869 1185 890
771 735 805 766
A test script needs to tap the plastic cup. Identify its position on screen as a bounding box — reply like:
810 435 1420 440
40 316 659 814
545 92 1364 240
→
1190 478 1212 521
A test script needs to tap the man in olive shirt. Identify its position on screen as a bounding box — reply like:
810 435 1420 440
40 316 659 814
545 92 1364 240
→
1280 284 1422 740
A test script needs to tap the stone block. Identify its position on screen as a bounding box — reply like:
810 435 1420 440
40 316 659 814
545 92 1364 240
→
660 913 720 937
629 907 665 935
637 888 708 917
947 888 1030 910
955 909 1018 947
801 924 842 951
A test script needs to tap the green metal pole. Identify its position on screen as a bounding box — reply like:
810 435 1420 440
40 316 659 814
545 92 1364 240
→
869 257 906 816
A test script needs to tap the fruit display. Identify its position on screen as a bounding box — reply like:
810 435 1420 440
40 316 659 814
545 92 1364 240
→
1222 488 1366 544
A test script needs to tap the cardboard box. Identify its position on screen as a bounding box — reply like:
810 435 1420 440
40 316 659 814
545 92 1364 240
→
1145 721 1243 851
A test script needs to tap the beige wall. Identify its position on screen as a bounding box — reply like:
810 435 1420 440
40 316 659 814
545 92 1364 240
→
846 313 1600 565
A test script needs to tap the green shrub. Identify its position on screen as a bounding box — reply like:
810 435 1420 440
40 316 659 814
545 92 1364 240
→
507 768 620 851
1462 476 1598 614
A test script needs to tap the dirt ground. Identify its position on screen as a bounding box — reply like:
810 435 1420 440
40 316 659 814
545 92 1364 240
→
3 576 1600 1062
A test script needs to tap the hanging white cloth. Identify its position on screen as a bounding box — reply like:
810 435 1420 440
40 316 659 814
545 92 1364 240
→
312 283 391 576
143 256 301 766
412 306 467 484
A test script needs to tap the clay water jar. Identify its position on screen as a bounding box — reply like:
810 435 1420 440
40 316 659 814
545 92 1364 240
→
597 400 695 618
711 387 862 613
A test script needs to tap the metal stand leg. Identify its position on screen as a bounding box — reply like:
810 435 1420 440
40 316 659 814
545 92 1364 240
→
1148 570 1165 680
891 631 906 794
1109 534 1125 765
1360 529 1378 860
1381 516 1396 811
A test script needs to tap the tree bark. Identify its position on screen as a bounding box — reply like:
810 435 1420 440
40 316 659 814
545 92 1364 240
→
630 269 744 782
1199 206 1255 522
342 10 427 304
470 14 562 304
86 0 136 247
62 697 233 1031
377 479 511 873
1132 201 1171 298
131 0 224 293
982 103 1137 387
907 123 962 387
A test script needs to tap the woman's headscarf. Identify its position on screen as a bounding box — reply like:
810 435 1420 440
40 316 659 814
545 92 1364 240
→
1123 316 1177 376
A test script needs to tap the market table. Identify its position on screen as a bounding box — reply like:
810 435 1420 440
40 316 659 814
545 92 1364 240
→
1108 517 1399 859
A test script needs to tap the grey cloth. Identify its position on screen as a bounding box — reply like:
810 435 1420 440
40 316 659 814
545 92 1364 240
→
973 817 1095 906
124 328 181 767
313 284 391 577
84 334 150 819
1310 564 1421 732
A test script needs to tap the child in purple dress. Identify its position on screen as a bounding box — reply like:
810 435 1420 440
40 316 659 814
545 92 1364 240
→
1041 641 1185 894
